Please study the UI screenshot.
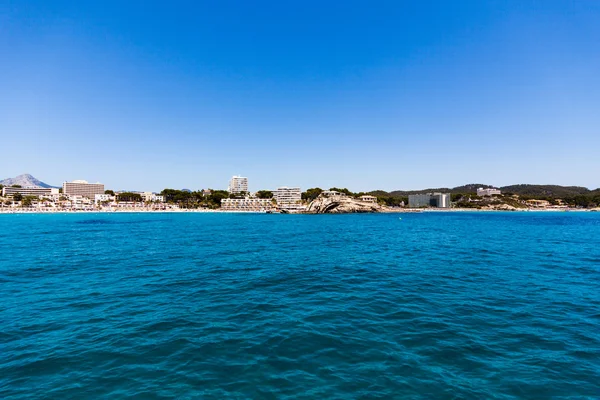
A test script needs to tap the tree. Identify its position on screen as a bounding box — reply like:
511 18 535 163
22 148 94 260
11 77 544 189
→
117 192 143 202
12 185 22 188
105 190 115 196
22 196 36 207
256 190 273 199
302 188 323 202
13 193 23 202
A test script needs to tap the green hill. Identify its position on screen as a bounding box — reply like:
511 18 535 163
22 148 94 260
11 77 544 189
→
371 184 596 199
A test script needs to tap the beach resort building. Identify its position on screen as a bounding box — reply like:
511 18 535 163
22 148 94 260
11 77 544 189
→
228 176 248 194
477 188 502 197
1 186 59 198
140 192 165 203
360 195 378 203
94 194 115 204
408 193 451 208
63 180 105 199
273 187 303 210
221 198 273 211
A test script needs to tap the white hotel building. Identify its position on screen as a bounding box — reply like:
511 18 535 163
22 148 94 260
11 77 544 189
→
221 198 273 212
477 187 502 197
2 186 59 198
63 180 105 199
273 187 303 211
228 176 248 194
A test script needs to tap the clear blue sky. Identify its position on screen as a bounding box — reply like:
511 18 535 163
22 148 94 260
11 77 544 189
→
1 0 599 191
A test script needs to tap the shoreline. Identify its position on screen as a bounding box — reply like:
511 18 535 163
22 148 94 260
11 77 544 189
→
0 208 595 215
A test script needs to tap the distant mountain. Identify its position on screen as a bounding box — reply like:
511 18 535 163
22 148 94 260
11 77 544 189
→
0 174 58 188
498 184 590 197
371 183 597 198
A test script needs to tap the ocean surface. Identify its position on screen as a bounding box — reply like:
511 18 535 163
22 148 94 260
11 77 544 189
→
1 212 599 399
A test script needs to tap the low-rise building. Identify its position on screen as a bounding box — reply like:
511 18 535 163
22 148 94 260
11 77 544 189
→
221 198 273 211
95 194 115 204
360 195 377 203
321 190 347 197
477 188 502 197
140 192 165 203
408 193 452 208
2 186 59 198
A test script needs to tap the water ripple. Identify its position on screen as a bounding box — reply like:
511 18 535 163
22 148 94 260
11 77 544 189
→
1 212 599 398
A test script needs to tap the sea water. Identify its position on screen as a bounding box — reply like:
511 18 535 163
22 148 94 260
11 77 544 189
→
1 212 599 399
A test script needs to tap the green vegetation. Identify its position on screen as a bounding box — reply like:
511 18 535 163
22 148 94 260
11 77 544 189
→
229 191 248 199
160 188 229 208
500 184 589 198
21 195 37 207
11 185 22 188
329 187 353 196
13 193 23 201
105 190 115 196
376 196 407 207
117 192 142 202
255 190 273 199
302 188 323 202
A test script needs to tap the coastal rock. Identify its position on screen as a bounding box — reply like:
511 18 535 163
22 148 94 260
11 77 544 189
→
306 196 385 214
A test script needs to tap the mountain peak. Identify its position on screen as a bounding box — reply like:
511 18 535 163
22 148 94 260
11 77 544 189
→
0 174 58 188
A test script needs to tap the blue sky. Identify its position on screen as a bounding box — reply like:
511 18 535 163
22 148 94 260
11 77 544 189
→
1 0 599 191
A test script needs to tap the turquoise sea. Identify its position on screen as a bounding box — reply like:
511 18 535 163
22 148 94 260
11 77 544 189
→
1 212 599 399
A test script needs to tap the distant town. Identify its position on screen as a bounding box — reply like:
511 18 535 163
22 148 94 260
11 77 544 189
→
0 174 599 213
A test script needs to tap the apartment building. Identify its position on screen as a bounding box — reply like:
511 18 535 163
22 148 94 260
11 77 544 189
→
221 198 273 211
228 176 248 194
273 187 302 210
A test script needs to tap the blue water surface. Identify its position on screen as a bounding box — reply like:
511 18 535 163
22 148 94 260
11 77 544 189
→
1 212 599 399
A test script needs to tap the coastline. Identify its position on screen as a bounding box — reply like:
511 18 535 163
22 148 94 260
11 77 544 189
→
0 207 595 215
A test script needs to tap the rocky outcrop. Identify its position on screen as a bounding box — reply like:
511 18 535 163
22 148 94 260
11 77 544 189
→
305 196 386 214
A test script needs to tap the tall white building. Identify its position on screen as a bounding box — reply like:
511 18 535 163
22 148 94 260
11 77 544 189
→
63 180 105 199
408 193 451 208
228 176 248 194
273 187 302 210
